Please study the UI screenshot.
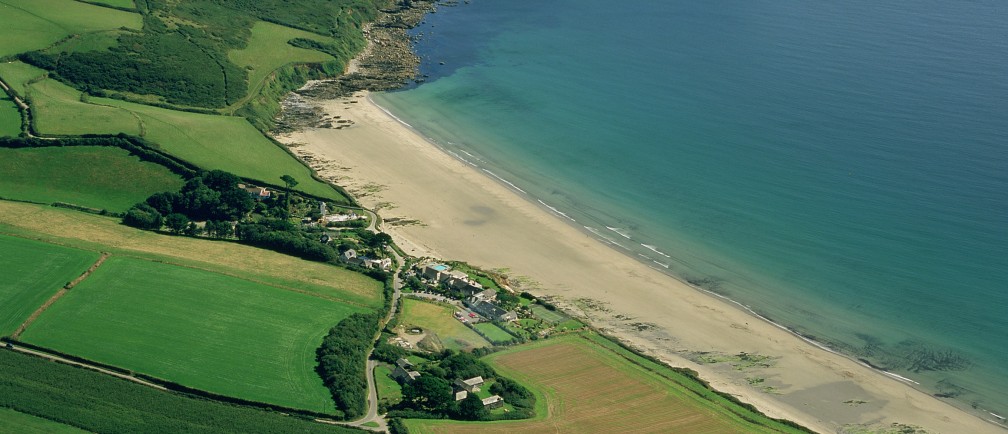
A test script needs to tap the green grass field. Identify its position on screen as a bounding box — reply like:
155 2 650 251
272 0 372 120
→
21 256 369 413
406 333 810 434
400 299 490 351
529 304 569 323
0 407 89 434
375 364 403 407
91 93 339 200
0 235 98 337
0 60 344 201
27 79 141 136
0 350 364 434
0 146 185 212
229 21 334 102
86 0 136 9
0 0 142 57
473 322 515 344
0 61 48 96
0 201 384 308
0 94 19 136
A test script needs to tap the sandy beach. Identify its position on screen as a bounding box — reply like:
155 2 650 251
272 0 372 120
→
278 90 1004 433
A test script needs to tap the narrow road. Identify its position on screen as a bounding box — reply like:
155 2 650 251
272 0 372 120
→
347 207 405 432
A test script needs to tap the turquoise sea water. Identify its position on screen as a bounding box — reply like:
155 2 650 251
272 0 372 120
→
374 0 1008 420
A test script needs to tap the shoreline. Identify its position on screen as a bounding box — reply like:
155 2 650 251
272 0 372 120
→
276 89 1005 433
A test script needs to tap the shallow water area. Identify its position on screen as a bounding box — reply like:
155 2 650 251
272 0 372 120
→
376 0 1008 421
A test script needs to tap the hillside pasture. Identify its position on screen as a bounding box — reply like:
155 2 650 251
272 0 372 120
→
20 256 368 413
406 334 806 434
0 94 19 136
0 0 141 57
0 146 185 212
27 77 141 136
229 21 335 101
400 298 490 351
0 201 384 307
0 235 98 336
94 96 342 200
0 61 48 96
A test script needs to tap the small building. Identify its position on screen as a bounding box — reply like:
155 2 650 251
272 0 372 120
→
239 184 271 201
319 233 331 244
422 263 450 281
467 300 518 322
482 395 504 409
460 283 485 298
392 358 421 383
469 288 497 303
454 376 484 393
445 270 469 287
319 201 327 216
454 390 468 401
341 249 357 263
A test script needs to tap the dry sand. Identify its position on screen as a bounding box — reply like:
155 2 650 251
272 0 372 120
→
278 90 1004 434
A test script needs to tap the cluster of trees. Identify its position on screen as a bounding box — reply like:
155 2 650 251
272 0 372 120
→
19 0 381 110
316 313 380 419
391 350 535 421
123 170 256 230
235 219 338 262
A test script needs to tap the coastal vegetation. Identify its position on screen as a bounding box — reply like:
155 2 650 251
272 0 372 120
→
0 349 365 434
19 256 365 413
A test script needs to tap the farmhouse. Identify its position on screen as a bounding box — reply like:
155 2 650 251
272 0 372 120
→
238 184 271 201
482 395 504 409
392 358 421 383
454 376 484 393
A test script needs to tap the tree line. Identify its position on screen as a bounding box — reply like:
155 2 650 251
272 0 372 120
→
315 312 380 419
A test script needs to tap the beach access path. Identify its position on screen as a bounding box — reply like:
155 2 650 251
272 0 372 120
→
277 90 1006 434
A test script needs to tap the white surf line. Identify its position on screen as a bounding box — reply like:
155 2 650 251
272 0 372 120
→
446 150 479 168
538 200 576 222
370 97 414 129
483 169 527 194
606 226 633 239
641 243 672 258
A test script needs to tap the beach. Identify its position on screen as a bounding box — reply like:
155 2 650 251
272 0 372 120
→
277 91 1005 433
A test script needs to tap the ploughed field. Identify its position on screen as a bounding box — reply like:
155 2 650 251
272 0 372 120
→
406 334 806 434
19 256 364 413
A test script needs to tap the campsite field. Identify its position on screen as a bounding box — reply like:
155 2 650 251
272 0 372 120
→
405 334 808 434
20 256 367 413
0 235 97 336
399 299 490 351
0 95 19 136
0 0 142 57
0 201 383 307
229 21 335 102
0 146 185 212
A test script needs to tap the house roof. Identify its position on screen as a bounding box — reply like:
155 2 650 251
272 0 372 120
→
396 358 412 369
482 395 503 405
462 376 484 386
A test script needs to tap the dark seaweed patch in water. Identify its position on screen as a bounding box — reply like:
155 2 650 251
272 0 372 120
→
895 340 972 373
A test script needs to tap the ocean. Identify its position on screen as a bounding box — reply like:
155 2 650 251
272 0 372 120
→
373 0 1008 421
